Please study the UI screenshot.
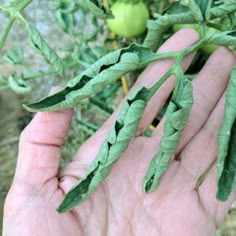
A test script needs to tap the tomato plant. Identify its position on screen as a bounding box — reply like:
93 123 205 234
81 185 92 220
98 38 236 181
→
106 0 149 38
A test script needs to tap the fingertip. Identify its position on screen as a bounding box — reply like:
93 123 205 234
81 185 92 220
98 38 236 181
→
177 28 200 39
158 28 199 54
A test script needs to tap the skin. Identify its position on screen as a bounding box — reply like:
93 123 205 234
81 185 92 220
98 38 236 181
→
173 24 218 55
3 29 236 236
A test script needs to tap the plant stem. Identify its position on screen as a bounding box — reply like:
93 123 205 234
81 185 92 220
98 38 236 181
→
0 0 32 51
15 0 32 12
144 36 206 67
148 67 174 100
140 51 179 66
111 33 129 95
0 17 15 51
144 37 208 102
182 38 207 57
24 61 80 80
103 0 109 8
24 70 57 81
171 63 184 101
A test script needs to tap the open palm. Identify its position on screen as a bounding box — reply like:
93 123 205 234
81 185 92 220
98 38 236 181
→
3 29 236 236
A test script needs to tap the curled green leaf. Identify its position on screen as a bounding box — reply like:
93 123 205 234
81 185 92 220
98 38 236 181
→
57 86 150 212
25 23 64 76
4 47 24 65
8 75 31 95
209 0 236 19
195 0 210 18
56 10 74 33
85 0 113 19
143 77 193 192
143 0 236 51
57 67 174 212
155 0 173 14
205 31 236 45
23 44 160 112
181 0 203 22
216 65 236 201
77 119 99 135
143 12 195 51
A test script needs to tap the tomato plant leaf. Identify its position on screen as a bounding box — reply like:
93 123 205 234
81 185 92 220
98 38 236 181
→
57 86 150 212
23 44 160 112
144 0 236 51
4 47 24 65
25 23 64 76
210 0 236 19
56 10 74 34
181 0 203 22
143 11 195 51
154 0 173 14
167 2 189 14
8 75 31 94
85 0 113 19
205 31 236 45
56 66 174 212
195 0 209 18
217 65 236 201
143 76 193 192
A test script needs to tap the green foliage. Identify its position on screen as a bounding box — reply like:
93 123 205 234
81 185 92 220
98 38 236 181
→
4 47 24 65
25 23 65 76
143 10 195 51
84 0 113 19
23 44 167 112
144 76 193 192
57 64 174 212
55 2 74 34
57 86 150 212
144 0 236 51
8 75 32 95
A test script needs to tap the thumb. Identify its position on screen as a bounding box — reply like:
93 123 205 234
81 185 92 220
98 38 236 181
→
14 88 73 187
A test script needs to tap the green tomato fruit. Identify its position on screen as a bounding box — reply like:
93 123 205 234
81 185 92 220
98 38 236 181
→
107 1 149 38
173 23 219 55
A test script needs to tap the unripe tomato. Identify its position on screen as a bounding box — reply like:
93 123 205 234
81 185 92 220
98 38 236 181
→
107 1 149 38
173 23 218 55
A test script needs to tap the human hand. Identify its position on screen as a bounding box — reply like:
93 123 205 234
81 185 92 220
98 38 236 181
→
3 29 236 236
